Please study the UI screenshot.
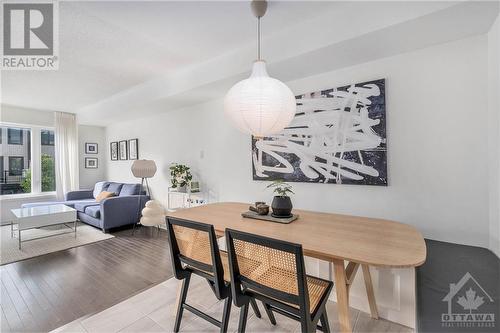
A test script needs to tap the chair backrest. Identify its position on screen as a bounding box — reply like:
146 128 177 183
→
225 228 311 314
166 218 226 298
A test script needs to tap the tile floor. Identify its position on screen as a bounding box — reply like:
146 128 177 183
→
51 275 413 333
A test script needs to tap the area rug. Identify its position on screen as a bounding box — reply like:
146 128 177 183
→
0 223 114 265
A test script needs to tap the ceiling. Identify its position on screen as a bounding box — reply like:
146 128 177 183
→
1 1 499 125
1 1 334 112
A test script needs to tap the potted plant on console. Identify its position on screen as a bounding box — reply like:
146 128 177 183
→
267 179 294 217
170 164 192 193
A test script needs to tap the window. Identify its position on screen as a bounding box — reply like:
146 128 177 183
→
9 157 24 176
0 124 54 196
0 156 4 181
8 128 24 145
41 130 54 146
41 130 56 192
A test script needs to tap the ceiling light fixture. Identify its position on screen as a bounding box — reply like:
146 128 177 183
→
224 0 296 138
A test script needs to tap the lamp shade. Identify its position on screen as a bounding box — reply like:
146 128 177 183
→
131 160 157 178
224 61 296 137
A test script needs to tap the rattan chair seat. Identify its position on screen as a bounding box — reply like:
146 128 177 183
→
245 265 330 314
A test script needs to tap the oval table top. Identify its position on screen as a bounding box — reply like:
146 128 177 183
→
166 202 426 268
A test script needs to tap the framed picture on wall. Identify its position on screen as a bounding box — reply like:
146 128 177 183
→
85 158 98 169
110 142 118 160
119 140 128 160
128 139 138 160
85 142 98 154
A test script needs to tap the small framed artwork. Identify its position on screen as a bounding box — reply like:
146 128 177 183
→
110 142 118 161
85 158 98 169
85 143 98 154
128 139 138 160
119 140 128 160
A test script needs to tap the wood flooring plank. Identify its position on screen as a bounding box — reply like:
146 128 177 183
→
1 226 173 332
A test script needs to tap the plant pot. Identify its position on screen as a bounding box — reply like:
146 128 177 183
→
271 196 293 217
176 185 187 193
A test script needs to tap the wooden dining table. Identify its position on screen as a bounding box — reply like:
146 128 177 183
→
166 202 426 333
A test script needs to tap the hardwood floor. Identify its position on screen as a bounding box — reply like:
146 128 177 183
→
0 227 173 333
1 225 412 333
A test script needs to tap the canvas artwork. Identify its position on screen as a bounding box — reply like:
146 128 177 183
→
252 78 387 186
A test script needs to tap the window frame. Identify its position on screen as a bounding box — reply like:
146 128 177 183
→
0 122 56 198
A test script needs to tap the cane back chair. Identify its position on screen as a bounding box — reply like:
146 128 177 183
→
225 228 334 333
166 218 264 332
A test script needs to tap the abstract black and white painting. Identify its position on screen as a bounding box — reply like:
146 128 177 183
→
252 78 387 186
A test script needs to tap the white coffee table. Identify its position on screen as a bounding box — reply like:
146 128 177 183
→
10 204 77 250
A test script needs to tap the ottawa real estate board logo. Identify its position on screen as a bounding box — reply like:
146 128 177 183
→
441 272 495 329
1 1 59 70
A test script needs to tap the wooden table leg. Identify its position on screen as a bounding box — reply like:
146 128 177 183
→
333 259 352 333
361 264 379 319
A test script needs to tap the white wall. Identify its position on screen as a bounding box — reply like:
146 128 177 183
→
107 35 490 249
488 15 500 257
105 35 491 327
79 125 107 189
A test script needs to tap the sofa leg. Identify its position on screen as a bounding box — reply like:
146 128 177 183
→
102 228 109 233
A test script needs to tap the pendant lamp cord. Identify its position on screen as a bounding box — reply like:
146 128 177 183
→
257 17 261 60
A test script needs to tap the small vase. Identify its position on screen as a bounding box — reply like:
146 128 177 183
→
271 196 293 217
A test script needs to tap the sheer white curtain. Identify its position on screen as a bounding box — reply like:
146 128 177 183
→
55 112 79 200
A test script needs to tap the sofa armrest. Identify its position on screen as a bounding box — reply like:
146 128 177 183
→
65 189 94 201
100 195 149 230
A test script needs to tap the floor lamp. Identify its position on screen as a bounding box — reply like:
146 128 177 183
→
131 159 157 235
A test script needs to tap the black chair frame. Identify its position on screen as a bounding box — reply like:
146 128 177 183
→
225 228 334 333
166 218 263 333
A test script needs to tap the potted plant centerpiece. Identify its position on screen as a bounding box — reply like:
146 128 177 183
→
267 179 294 217
170 164 193 193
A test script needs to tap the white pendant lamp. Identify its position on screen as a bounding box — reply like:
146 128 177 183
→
224 0 296 137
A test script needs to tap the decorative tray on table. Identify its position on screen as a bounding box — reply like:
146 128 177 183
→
241 211 299 224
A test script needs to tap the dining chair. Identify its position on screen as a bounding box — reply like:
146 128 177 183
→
225 228 334 333
165 218 265 332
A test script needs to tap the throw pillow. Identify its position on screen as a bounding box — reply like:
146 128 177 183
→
96 191 115 202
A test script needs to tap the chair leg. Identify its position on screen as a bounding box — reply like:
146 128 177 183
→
320 311 331 333
237 303 249 333
173 275 191 333
220 295 232 333
263 303 276 325
249 298 261 318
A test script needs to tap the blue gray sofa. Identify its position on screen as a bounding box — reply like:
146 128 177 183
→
22 181 149 232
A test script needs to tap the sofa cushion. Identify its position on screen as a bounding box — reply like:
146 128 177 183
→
107 182 123 195
93 181 110 198
74 201 99 213
85 205 101 219
96 191 115 202
119 184 142 196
